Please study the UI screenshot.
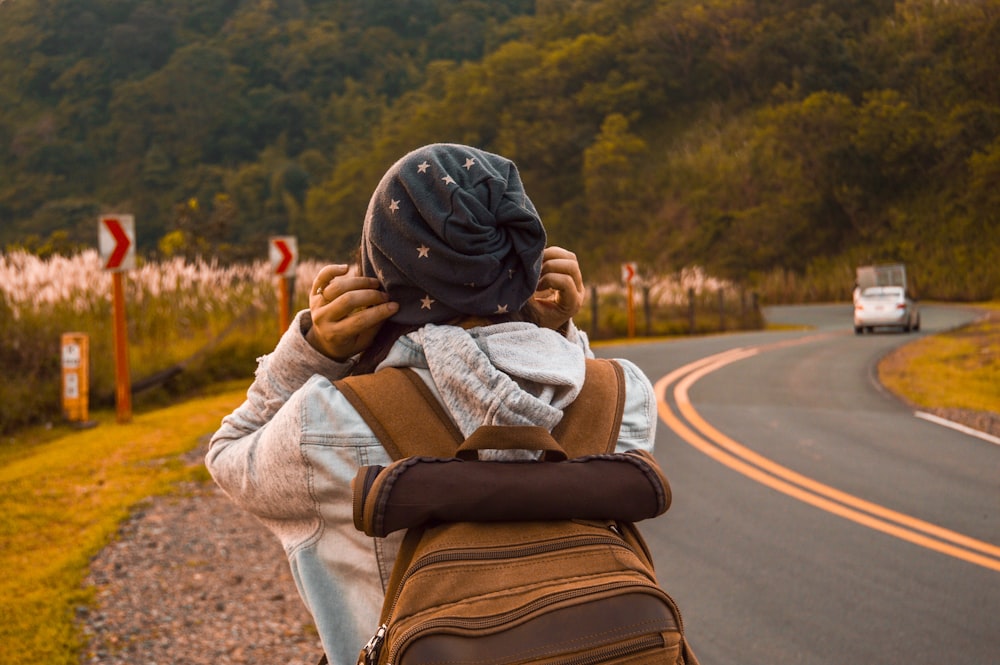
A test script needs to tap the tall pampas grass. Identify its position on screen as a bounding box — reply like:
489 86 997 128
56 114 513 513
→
1 250 775 434
0 251 326 434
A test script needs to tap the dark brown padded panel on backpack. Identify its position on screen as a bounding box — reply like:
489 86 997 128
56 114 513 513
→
353 449 672 537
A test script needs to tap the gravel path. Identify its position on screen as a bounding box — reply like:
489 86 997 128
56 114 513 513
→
77 442 324 665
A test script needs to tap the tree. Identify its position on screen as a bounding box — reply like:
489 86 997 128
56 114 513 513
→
582 113 651 272
852 89 937 196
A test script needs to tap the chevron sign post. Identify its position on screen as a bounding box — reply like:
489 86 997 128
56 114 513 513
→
98 214 135 423
270 236 298 337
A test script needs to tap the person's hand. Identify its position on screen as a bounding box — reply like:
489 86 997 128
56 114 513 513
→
307 264 398 361
528 246 586 332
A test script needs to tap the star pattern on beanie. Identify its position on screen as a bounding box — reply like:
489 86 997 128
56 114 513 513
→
361 143 546 325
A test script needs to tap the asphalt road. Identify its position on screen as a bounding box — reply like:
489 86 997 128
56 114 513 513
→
595 303 998 665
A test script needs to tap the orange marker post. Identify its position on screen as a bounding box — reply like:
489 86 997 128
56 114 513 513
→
111 271 132 423
61 332 91 424
99 214 136 424
627 281 636 338
278 275 291 338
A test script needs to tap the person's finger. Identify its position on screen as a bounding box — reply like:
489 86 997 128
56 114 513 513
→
541 245 576 261
311 264 350 296
539 247 579 269
315 275 383 305
539 260 583 292
316 288 391 322
536 267 584 305
306 298 398 360
337 300 399 333
539 248 583 290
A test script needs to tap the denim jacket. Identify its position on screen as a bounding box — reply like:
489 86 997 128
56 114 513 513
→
206 310 658 665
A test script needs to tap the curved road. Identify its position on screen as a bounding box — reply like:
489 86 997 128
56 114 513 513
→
595 303 998 665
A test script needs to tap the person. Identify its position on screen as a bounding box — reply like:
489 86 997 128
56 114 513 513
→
206 143 658 665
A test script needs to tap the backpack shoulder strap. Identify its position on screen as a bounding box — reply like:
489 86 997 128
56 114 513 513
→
335 358 627 460
554 358 626 456
335 368 463 460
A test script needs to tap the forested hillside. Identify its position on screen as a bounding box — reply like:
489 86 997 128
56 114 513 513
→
2 0 998 299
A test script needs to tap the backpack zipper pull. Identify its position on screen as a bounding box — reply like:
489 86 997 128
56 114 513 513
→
362 624 387 665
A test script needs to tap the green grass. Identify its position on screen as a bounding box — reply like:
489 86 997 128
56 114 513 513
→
0 385 246 665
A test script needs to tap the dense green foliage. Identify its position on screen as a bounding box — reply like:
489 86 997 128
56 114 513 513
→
2 0 998 298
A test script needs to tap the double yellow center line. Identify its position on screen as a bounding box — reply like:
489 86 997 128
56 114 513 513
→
655 338 1000 573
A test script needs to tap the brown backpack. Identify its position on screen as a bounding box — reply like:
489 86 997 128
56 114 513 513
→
335 358 699 665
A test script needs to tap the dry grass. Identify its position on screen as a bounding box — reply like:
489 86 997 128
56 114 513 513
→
879 306 1000 436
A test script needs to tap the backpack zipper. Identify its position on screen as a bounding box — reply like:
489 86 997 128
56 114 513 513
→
385 532 640 618
362 624 387 665
384 581 675 665
552 633 666 665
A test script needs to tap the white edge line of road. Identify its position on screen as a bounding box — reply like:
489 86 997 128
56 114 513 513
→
914 411 1000 446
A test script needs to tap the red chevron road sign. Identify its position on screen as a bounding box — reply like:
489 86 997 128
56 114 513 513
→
270 236 298 276
99 215 135 271
622 262 637 285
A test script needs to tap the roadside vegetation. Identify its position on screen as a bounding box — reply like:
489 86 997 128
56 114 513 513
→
0 385 246 665
0 251 323 435
879 306 1000 436
1 251 769 436
4 249 995 438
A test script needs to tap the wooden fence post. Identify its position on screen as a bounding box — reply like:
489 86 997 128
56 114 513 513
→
643 286 651 337
718 288 725 332
688 287 696 334
590 285 599 339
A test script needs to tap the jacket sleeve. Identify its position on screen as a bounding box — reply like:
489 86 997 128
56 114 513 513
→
205 309 354 523
613 358 658 455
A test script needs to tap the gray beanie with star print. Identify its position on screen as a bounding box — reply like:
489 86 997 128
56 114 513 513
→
361 143 547 325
